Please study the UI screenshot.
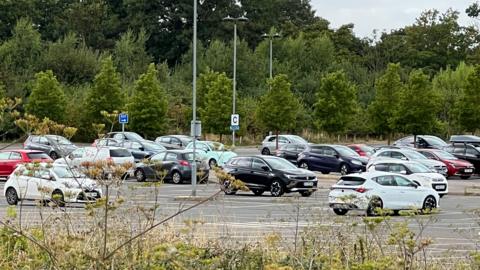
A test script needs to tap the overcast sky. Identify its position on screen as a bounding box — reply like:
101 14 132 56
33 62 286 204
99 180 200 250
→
310 0 476 38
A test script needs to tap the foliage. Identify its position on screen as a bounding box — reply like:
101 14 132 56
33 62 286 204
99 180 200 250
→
454 64 480 133
113 29 151 83
127 63 168 139
25 70 66 123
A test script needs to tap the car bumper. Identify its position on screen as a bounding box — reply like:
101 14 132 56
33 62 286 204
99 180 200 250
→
432 183 448 195
451 167 475 177
328 194 369 210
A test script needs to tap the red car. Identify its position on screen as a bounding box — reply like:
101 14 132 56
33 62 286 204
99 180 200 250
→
347 144 375 157
0 150 52 178
417 149 475 179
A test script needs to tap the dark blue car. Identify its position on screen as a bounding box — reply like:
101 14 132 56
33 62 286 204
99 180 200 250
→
297 144 368 175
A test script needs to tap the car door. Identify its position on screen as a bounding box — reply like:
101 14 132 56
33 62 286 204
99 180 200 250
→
37 136 52 153
163 152 179 177
392 175 423 209
250 158 271 189
128 141 146 161
305 146 326 171
322 147 341 172
29 168 50 200
231 157 253 184
283 145 297 163
373 175 400 209
0 152 12 176
6 151 23 175
464 145 480 171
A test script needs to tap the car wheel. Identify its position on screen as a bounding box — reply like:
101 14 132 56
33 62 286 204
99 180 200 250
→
366 197 383 216
299 162 309 170
270 180 285 197
460 175 471 179
208 159 217 169
340 164 349 175
224 185 237 195
300 191 312 197
49 151 59 160
52 190 65 207
171 171 182 184
252 189 264 196
333 208 348 215
422 196 437 212
261 148 271 155
135 169 146 182
5 188 18 205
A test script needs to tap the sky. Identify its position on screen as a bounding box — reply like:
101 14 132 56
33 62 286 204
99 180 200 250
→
310 0 476 38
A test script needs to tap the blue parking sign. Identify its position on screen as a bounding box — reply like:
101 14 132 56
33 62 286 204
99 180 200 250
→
119 113 128 124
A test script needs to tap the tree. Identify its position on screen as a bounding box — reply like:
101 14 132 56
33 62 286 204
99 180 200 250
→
128 63 168 139
454 65 480 133
368 63 403 144
25 70 66 123
83 57 124 136
113 29 152 83
394 69 440 146
199 71 232 142
256 74 299 149
314 71 358 135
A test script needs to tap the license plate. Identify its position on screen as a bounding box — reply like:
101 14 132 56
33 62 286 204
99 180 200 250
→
435 185 445 190
304 182 314 187
464 169 473 173
85 192 97 197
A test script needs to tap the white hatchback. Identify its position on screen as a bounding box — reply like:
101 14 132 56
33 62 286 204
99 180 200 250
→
4 163 102 206
328 171 439 216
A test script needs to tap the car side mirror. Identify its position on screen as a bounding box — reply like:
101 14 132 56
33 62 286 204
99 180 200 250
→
334 154 340 159
261 165 270 171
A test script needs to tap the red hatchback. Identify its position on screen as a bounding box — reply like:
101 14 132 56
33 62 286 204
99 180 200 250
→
0 150 52 178
347 144 375 157
417 149 475 179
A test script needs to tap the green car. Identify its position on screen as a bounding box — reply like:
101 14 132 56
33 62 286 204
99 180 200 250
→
185 141 237 168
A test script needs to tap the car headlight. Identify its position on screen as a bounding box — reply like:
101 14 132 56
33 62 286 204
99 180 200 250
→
351 160 362 165
285 175 296 179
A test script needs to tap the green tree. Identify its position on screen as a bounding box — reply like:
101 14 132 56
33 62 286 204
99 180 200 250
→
256 74 299 149
128 63 168 139
199 71 232 142
113 29 152 83
83 57 124 135
454 65 480 133
394 69 440 145
25 70 66 123
368 63 403 144
314 71 358 135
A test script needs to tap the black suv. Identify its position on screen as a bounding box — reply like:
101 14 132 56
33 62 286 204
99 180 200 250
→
223 156 317 197
445 135 480 171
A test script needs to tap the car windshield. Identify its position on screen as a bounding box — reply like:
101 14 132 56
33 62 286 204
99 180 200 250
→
46 135 72 145
207 142 224 151
359 145 375 154
433 150 458 160
404 150 428 160
263 157 298 170
27 152 51 160
289 136 307 144
143 142 166 151
334 145 359 156
424 136 447 147
406 163 432 173
127 133 144 141
53 166 84 178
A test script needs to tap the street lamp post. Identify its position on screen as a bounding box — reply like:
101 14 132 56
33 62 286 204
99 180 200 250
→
223 15 248 147
191 0 198 196
261 32 281 79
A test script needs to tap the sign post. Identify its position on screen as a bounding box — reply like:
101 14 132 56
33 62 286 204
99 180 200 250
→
119 113 128 133
230 114 240 143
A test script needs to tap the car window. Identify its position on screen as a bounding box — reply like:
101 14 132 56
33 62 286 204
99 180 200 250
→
337 176 366 186
267 136 276 142
9 152 22 160
159 137 171 143
466 146 479 157
113 133 125 140
165 153 178 161
388 164 407 174
171 138 181 146
38 137 49 145
252 159 268 170
131 142 143 150
0 152 11 160
374 164 388 171
374 175 395 186
391 151 406 159
419 151 435 159
196 143 209 152
109 149 131 157
393 175 413 187
27 152 51 160
29 136 40 143
236 158 252 168
323 147 337 156
151 152 166 161
278 136 289 143
378 151 391 157
296 145 306 152
310 146 323 154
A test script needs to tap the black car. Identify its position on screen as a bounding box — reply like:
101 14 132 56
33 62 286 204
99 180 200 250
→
119 140 166 162
393 135 447 149
24 135 78 159
155 135 192 150
444 135 480 172
297 144 368 175
106 132 145 142
134 150 209 184
223 156 317 197
275 143 306 164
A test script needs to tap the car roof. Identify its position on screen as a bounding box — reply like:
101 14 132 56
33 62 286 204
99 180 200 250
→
370 159 415 165
450 135 480 143
167 150 193 154
345 171 399 179
1 149 44 153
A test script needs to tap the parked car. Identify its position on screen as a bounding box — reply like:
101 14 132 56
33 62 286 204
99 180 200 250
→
4 163 102 206
118 140 166 162
223 156 317 197
24 135 78 159
297 144 368 175
105 132 145 142
185 141 237 168
449 135 480 146
92 138 121 147
260 135 308 155
444 143 480 173
393 135 447 149
417 149 474 179
368 148 448 176
155 135 192 150
275 143 307 164
134 150 209 184
328 171 439 216
54 147 135 178
367 159 448 197
347 144 375 157
0 150 52 178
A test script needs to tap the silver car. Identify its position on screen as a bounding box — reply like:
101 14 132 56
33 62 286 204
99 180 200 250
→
259 135 308 155
24 135 78 160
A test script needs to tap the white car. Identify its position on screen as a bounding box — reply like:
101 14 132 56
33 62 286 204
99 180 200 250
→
4 163 102 206
54 146 135 177
367 159 448 197
328 171 439 216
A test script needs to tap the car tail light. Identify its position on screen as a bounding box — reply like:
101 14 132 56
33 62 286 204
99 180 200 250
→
179 160 190 166
355 187 368 193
